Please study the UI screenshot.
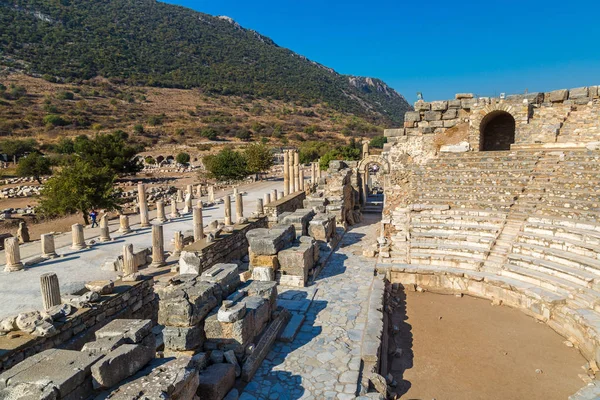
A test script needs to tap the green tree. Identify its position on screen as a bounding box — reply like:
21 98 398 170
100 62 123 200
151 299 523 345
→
133 124 144 134
16 152 52 184
299 141 329 164
369 135 388 149
200 127 218 141
55 138 75 154
203 148 248 181
176 152 191 165
244 143 273 178
38 160 122 224
318 139 362 170
43 114 70 127
72 131 143 174
0 139 38 163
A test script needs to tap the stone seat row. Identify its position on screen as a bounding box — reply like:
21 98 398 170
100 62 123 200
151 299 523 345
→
533 206 600 223
409 197 515 211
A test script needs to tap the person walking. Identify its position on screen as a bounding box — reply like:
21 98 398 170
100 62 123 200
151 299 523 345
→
90 210 99 228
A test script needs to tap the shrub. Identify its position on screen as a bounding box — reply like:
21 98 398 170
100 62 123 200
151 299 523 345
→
43 114 69 127
369 135 388 149
176 152 190 165
56 91 75 100
133 124 144 134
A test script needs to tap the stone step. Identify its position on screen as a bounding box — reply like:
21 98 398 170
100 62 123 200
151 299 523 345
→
508 253 598 286
278 312 306 343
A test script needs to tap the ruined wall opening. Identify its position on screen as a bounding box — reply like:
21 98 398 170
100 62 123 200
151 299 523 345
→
480 111 516 151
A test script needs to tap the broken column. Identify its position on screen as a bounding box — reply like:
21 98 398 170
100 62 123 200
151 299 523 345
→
256 198 264 215
317 162 322 180
235 192 244 222
99 215 111 242
123 244 137 276
40 233 57 259
312 162 317 185
264 192 271 205
4 237 24 272
187 184 194 199
271 189 278 201
283 150 290 196
177 189 184 202
71 223 86 250
300 168 305 191
170 199 180 219
193 206 205 241
40 272 61 310
288 151 295 193
119 214 132 234
151 224 166 268
155 200 167 223
138 182 151 228
196 185 203 198
183 192 192 214
293 151 300 193
173 231 184 257
224 195 232 226
208 186 215 203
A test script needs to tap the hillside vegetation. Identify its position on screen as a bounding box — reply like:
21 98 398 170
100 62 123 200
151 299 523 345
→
0 0 411 125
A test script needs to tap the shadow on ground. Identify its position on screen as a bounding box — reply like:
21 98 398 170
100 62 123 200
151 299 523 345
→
388 284 414 396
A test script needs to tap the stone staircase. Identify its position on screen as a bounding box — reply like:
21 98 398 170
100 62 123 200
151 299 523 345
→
363 194 384 214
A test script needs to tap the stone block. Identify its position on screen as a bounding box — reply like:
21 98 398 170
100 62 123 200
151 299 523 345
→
178 251 202 275
82 336 126 355
574 97 591 105
414 100 430 111
246 224 295 255
384 128 405 137
455 93 474 99
156 278 222 327
100 356 202 399
440 141 470 153
91 343 155 389
461 98 476 109
218 301 247 323
443 119 460 128
569 86 589 99
431 101 448 111
95 319 153 343
404 111 421 122
442 108 458 119
281 208 316 237
548 89 569 102
308 213 336 242
163 324 205 351
199 263 240 296
240 280 278 312
423 111 441 121
252 266 275 281
0 349 102 398
429 120 444 128
448 99 462 108
197 364 236 400
249 252 279 269
278 241 316 287
590 86 599 98
404 121 415 128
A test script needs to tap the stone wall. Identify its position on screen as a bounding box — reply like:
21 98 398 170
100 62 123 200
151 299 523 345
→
264 191 307 223
384 85 600 152
181 217 268 274
0 278 156 373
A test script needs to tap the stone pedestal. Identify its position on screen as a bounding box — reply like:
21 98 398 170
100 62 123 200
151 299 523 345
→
170 199 180 219
256 198 264 215
4 237 24 272
99 215 111 242
283 151 290 196
235 193 244 222
173 231 184 257
40 272 61 310
224 195 232 226
71 224 86 250
263 193 271 206
151 224 166 268
193 206 204 242
119 215 132 234
41 233 57 259
156 200 167 223
138 182 150 228
123 244 137 275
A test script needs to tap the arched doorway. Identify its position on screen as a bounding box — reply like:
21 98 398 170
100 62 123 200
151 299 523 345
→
357 155 390 214
480 111 516 151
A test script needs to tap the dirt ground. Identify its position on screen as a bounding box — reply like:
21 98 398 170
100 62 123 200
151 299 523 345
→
388 290 587 400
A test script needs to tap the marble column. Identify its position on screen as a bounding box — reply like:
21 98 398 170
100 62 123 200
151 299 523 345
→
122 244 137 276
363 141 370 158
3 237 23 272
293 151 300 192
311 162 317 185
288 151 295 193
264 193 271 205
196 185 203 198
41 233 57 259
138 182 150 228
361 172 369 205
317 162 322 180
193 206 204 241
182 193 192 214
150 224 166 268
71 223 86 250
170 199 180 219
187 184 194 199
235 192 244 222
256 198 264 215
224 195 232 226
99 215 111 242
283 150 290 196
40 272 61 310
208 186 215 203
177 189 184 203
156 200 167 223
278 191 284 200
173 231 184 257
271 189 278 201
119 215 132 234
300 169 305 191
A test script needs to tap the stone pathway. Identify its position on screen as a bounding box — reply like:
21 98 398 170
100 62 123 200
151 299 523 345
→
241 216 379 400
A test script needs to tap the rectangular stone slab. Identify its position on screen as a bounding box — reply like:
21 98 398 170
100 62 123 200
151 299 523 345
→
199 263 240 295
91 344 155 389
95 319 153 344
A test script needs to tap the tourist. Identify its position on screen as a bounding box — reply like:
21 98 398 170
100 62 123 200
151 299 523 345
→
90 210 99 228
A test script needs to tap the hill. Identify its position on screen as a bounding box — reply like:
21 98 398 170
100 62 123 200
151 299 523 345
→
0 0 411 125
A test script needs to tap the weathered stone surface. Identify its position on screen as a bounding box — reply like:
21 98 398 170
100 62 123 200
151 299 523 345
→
42 303 72 321
251 266 275 281
455 93 474 99
91 344 155 388
95 319 153 343
431 101 448 111
156 277 221 327
440 141 470 153
163 324 205 351
223 350 241 378
308 213 336 242
448 99 462 108
413 100 430 111
423 111 441 121
179 251 202 275
0 349 102 398
442 108 458 119
278 240 317 286
199 263 240 296
246 224 295 255
85 280 114 295
548 89 569 102
218 301 247 323
281 208 316 237
569 86 589 99
249 252 279 269
82 336 126 355
197 364 235 400
404 111 421 123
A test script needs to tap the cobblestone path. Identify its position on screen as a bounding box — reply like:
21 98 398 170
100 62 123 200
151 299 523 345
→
241 217 379 400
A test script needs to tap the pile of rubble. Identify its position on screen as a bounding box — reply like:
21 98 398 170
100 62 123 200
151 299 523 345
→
0 185 42 199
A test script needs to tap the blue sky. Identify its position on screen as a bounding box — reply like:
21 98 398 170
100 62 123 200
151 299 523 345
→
165 0 600 103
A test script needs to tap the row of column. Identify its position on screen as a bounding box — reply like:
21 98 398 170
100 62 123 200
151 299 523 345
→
283 150 323 197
